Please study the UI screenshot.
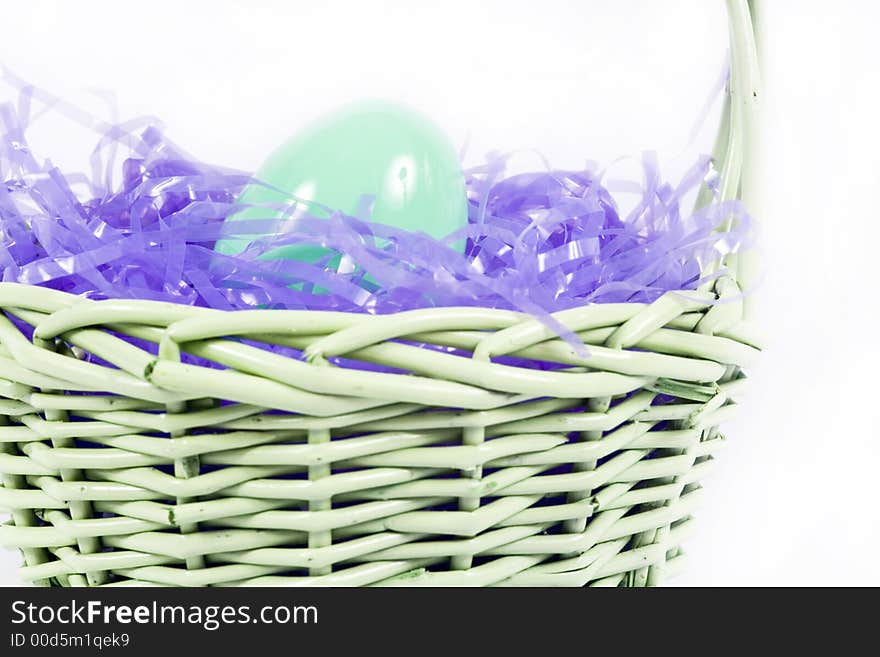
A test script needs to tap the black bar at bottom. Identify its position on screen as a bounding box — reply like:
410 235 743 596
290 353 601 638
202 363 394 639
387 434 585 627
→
0 586 868 653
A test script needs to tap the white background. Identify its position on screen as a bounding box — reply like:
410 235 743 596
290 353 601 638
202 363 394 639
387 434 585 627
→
1 0 878 586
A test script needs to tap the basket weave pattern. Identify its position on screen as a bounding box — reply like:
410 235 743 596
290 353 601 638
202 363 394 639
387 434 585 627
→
0 281 758 586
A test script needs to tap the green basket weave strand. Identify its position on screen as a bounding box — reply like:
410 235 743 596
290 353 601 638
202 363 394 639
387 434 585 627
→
0 0 761 587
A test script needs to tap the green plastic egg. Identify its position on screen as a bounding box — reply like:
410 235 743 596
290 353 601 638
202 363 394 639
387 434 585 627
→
215 100 468 264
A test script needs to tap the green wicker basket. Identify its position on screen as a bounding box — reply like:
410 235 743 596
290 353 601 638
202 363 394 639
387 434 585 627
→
0 0 761 587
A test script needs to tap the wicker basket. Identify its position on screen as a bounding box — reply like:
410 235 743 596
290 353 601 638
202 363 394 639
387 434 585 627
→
0 0 761 587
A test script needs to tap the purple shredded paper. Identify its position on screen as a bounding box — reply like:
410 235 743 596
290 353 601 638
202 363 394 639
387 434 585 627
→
0 75 752 352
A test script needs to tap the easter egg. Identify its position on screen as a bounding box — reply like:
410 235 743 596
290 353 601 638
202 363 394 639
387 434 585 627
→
214 100 468 265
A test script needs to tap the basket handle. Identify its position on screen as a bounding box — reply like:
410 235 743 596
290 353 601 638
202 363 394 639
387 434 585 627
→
719 0 761 207
703 0 761 318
